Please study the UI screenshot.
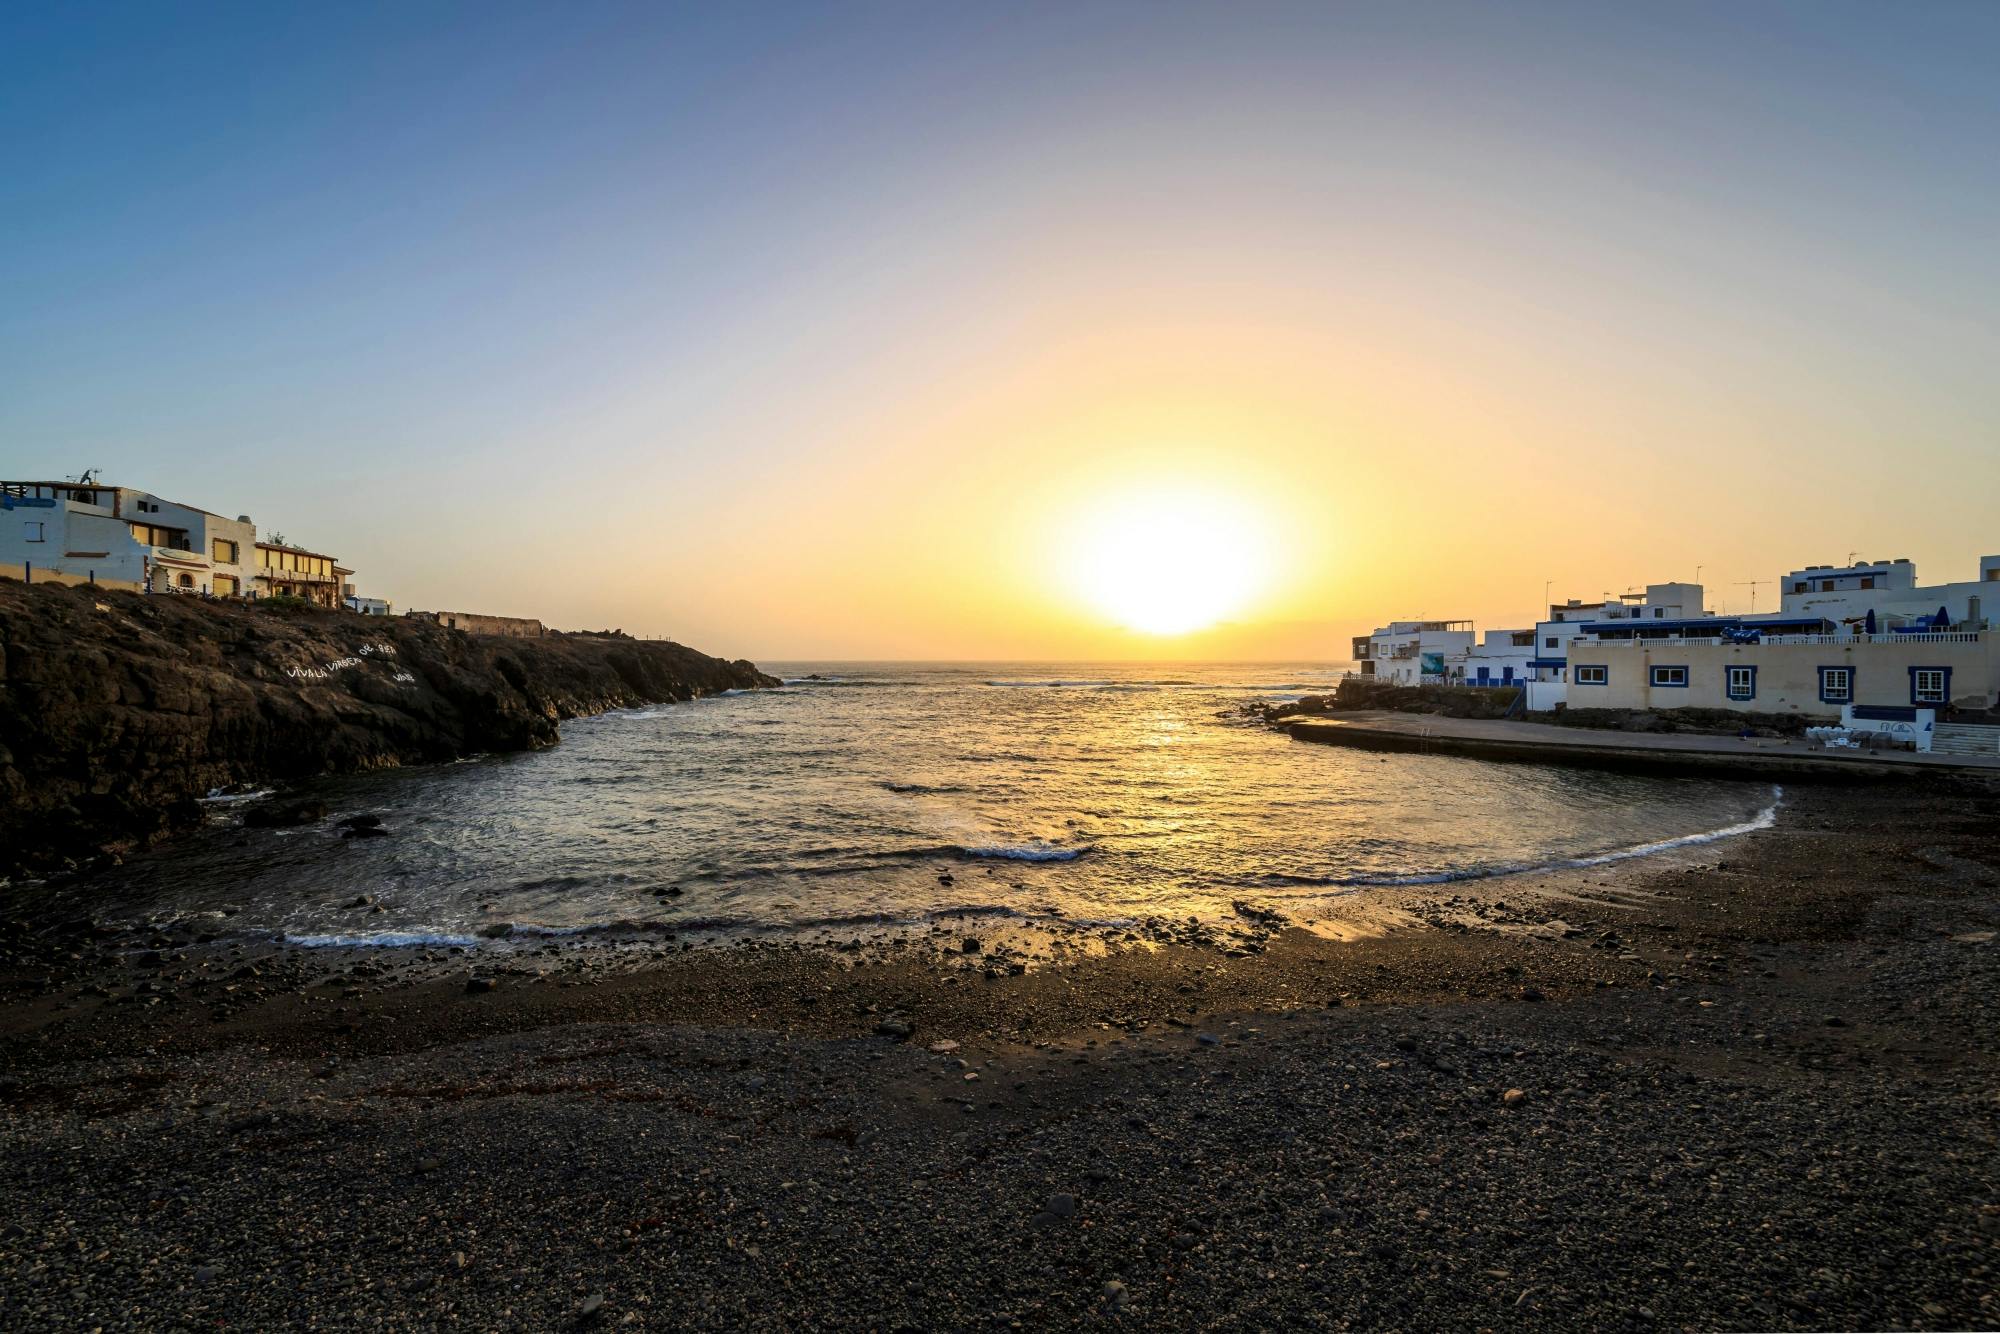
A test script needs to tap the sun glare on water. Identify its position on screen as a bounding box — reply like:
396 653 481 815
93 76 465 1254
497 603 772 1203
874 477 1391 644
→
1065 487 1272 636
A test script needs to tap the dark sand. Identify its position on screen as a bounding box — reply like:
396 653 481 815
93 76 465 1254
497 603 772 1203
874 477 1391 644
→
3 779 1998 1329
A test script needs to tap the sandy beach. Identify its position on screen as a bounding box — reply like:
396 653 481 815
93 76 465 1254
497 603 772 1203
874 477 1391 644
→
4 777 1997 1329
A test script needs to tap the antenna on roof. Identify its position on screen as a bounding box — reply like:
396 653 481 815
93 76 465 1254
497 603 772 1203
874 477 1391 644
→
68 468 101 486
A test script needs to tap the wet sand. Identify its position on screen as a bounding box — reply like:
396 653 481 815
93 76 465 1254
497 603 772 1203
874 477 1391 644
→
3 778 1998 1329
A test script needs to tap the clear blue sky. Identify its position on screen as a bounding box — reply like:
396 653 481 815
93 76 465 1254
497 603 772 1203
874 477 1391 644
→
5 3 1997 656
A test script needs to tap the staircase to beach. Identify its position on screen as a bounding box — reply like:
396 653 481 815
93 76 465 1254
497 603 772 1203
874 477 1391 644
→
1932 723 2000 757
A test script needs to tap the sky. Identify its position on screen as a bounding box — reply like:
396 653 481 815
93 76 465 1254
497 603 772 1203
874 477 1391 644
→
4 1 1998 659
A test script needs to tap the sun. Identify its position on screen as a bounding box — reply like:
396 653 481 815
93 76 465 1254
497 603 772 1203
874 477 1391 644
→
1063 486 1272 636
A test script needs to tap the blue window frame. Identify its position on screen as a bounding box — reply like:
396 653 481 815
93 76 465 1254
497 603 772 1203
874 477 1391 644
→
1817 665 1854 704
1725 665 1757 701
1909 665 1951 706
1574 665 1608 685
1649 665 1689 688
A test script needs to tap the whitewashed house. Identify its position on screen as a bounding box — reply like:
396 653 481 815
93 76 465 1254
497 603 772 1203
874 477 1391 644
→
3 476 374 610
2 478 258 596
1463 628 1537 688
1778 555 2000 628
1351 619 1477 685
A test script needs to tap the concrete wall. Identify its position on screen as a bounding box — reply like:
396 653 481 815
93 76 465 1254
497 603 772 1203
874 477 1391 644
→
1565 633 1998 717
434 611 547 638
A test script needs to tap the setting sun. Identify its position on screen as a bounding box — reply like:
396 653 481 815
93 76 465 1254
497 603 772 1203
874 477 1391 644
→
1062 487 1273 636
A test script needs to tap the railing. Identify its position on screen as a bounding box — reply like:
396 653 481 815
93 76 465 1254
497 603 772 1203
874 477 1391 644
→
1584 631 1983 648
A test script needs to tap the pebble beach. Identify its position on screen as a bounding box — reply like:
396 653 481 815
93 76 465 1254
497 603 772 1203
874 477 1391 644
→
4 778 1997 1329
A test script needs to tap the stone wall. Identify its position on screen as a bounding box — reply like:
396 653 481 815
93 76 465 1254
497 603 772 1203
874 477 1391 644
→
433 610 547 638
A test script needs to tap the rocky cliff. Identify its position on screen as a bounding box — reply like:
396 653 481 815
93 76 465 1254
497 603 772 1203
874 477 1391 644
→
0 581 777 877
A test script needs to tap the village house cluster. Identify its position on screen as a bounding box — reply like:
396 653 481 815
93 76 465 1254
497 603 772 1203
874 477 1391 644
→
1 476 561 637
1 476 388 614
1353 552 2000 751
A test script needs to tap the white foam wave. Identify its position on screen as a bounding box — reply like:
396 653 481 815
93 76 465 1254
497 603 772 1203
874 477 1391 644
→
1566 787 1783 868
286 931 483 948
200 787 274 805
1317 786 1784 888
958 842 1091 862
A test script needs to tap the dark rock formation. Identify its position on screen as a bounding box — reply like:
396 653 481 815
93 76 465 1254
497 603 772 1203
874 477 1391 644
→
0 581 776 878
1256 678 1522 722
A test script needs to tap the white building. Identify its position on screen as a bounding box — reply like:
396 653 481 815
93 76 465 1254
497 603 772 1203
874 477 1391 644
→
1351 620 1477 685
1463 628 1537 687
2 478 258 596
1778 555 2000 629
1526 584 1713 684
344 589 393 616
3 476 371 609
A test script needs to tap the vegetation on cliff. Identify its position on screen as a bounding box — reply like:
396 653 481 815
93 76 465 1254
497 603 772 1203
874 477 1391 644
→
0 581 775 877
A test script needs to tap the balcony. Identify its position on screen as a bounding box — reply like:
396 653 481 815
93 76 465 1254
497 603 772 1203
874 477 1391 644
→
1585 631 1984 648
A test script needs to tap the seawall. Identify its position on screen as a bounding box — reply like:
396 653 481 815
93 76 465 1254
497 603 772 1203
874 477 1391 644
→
0 580 777 877
1280 714 1981 783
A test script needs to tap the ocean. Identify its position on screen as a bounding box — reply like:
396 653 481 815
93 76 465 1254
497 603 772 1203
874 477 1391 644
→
67 663 1779 948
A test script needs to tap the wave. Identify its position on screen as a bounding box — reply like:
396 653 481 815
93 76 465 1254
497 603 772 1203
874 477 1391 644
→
982 678 1311 693
876 780 969 795
286 930 484 948
200 787 274 805
1249 786 1783 890
957 841 1091 862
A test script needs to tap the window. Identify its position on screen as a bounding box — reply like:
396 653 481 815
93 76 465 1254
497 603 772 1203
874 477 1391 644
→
1726 666 1757 701
1818 666 1853 703
1859 576 1874 589
1575 665 1608 685
1544 637 1558 648
22 520 44 543
1793 581 1807 593
214 575 239 596
1820 579 1836 592
1911 667 1949 705
1653 607 1665 618
176 572 195 589
130 522 190 550
212 538 238 563
1650 665 1688 687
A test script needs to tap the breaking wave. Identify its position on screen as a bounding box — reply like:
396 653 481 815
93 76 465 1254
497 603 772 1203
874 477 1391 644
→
1249 786 1783 890
956 841 1091 862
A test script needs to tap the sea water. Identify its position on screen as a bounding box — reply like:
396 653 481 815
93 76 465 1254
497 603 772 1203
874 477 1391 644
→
63 663 1778 947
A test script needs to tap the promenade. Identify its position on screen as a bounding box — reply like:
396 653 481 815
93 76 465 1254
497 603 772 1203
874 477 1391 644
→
1282 710 2000 779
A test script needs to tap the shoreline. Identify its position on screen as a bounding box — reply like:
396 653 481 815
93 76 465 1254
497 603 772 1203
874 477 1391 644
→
4 778 1999 1326
9 765 1789 964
